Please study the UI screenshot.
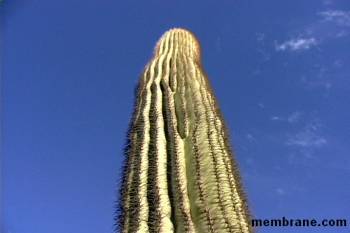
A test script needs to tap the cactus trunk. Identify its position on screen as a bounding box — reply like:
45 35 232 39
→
119 28 252 233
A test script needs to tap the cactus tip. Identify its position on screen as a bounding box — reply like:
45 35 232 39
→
154 28 202 63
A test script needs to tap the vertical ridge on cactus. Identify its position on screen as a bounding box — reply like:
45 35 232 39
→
119 28 252 233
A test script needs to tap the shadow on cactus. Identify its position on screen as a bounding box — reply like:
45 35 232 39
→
117 28 253 233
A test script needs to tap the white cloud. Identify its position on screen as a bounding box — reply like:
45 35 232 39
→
304 10 350 41
300 67 334 94
256 32 265 42
335 30 349 38
287 111 302 123
275 38 318 52
276 10 350 53
287 135 327 147
286 123 327 148
323 0 333 5
270 111 302 123
246 133 256 142
276 188 286 195
318 10 350 26
271 116 282 121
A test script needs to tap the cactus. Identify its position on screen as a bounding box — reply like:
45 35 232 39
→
119 28 252 233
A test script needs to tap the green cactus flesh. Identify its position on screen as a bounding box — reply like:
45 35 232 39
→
120 28 252 233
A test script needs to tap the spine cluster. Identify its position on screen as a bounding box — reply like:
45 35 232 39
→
120 28 252 233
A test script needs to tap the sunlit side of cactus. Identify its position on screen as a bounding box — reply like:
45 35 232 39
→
119 28 252 233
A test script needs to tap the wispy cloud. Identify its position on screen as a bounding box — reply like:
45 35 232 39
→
275 38 318 52
287 111 302 123
256 32 266 42
287 133 327 147
300 73 332 93
286 122 327 148
304 9 350 40
274 10 350 92
276 10 350 53
276 188 286 195
270 111 302 123
258 103 265 109
322 0 333 5
246 133 257 143
318 10 350 26
271 116 282 121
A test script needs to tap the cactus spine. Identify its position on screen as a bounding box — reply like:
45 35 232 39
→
120 28 252 233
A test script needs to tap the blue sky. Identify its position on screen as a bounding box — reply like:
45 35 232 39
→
2 1 350 233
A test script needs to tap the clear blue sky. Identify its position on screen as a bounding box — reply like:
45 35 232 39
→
2 1 350 233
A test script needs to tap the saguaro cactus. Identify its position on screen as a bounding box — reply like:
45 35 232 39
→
119 28 252 233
